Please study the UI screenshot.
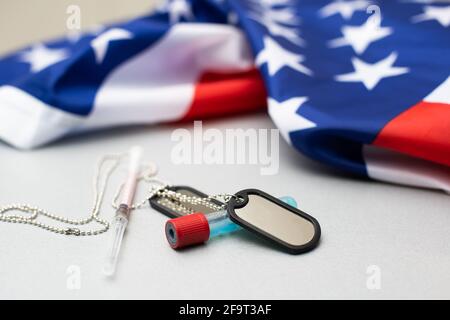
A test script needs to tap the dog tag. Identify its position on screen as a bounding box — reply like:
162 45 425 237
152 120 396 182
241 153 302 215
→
149 185 223 218
227 189 321 254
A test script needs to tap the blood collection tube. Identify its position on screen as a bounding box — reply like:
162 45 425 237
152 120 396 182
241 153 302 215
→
165 196 298 249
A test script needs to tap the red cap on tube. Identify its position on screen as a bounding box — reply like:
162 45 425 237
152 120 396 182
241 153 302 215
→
165 213 210 249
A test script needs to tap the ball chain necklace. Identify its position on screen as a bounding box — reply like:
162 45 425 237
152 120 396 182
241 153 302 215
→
0 151 237 237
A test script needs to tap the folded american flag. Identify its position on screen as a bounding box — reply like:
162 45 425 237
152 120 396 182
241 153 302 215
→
0 0 449 192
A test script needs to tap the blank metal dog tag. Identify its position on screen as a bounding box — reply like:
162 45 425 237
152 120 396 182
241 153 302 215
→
227 189 321 254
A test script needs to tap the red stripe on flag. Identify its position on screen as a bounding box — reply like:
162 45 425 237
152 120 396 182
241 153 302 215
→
374 101 450 166
180 68 267 121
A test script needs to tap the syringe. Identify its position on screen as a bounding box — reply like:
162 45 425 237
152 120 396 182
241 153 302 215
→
103 146 143 276
165 196 297 249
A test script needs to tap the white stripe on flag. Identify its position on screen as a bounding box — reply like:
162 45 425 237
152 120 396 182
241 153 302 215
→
364 145 450 194
0 86 83 149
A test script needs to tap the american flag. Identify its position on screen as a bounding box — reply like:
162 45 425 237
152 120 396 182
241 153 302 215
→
0 0 449 192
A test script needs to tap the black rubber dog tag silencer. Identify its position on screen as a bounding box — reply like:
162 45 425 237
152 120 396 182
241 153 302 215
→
227 189 321 254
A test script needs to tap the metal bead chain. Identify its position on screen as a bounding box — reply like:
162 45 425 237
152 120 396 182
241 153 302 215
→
112 175 167 211
0 150 240 236
0 153 160 237
153 189 242 212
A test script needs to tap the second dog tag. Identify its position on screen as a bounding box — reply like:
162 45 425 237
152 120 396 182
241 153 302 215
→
227 189 321 254
149 185 223 218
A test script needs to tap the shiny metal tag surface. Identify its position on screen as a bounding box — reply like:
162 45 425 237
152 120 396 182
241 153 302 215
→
227 189 321 254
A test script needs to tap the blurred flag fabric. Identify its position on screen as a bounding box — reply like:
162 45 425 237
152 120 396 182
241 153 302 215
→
0 0 449 192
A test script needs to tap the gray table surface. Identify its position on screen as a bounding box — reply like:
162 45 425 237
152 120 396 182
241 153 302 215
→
1 113 449 299
1 0 449 300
